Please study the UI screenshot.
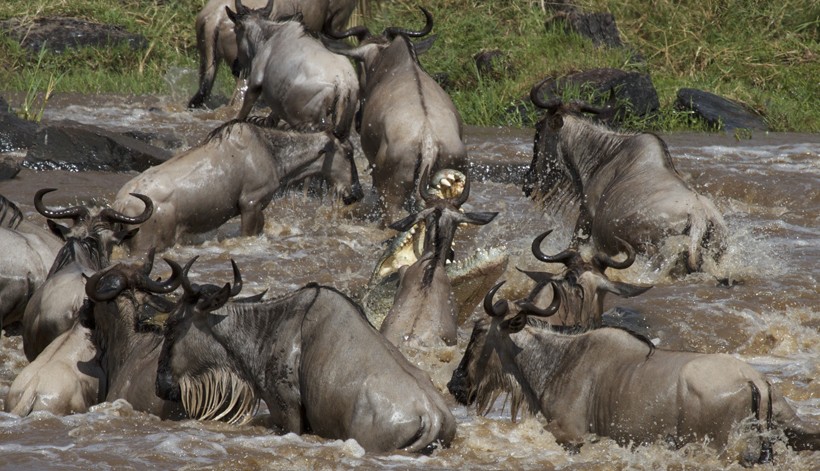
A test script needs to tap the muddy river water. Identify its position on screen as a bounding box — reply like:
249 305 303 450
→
0 94 817 470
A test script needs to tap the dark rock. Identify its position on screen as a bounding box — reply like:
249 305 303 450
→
473 49 512 80
0 97 41 152
675 88 768 132
0 156 21 181
23 121 172 172
0 17 147 54
532 68 660 123
550 11 623 48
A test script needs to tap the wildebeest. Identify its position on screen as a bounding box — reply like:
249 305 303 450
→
326 7 468 222
380 169 498 347
518 229 651 331
83 249 187 419
112 119 362 253
228 0 359 140
152 259 456 452
4 303 105 416
0 194 62 328
523 79 727 273
21 189 153 361
447 283 820 462
187 0 358 109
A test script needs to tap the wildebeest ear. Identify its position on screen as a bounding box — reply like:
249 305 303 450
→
412 34 438 55
460 211 498 226
113 227 140 244
47 219 71 240
601 279 653 298
388 212 424 233
225 6 237 23
548 114 563 131
196 283 232 313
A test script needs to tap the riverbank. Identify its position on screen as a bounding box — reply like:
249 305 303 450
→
0 0 817 131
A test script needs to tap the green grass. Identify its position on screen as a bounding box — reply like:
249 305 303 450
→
0 0 817 131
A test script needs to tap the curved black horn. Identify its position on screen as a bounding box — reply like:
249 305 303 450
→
593 237 636 270
384 7 433 39
483 281 509 318
139 257 184 294
180 256 201 297
99 193 153 224
258 0 274 18
529 77 561 111
229 259 243 297
418 166 436 204
516 283 561 318
34 188 89 220
141 248 157 277
531 230 575 265
85 269 127 301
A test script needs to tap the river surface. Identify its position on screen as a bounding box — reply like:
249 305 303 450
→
0 94 817 470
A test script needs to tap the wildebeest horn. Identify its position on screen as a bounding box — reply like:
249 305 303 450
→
34 188 89 220
454 173 470 207
384 7 433 39
229 259 243 297
531 230 575 265
258 0 274 18
483 281 509 318
530 77 561 112
99 193 153 224
180 256 201 297
419 166 436 204
593 237 636 270
516 283 561 318
139 256 184 294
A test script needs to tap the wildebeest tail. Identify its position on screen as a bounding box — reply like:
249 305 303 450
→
749 380 774 463
7 387 37 417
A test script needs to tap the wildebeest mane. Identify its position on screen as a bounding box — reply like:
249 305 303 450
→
47 236 107 278
603 325 656 358
0 194 24 230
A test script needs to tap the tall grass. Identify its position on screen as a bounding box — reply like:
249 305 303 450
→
0 0 816 131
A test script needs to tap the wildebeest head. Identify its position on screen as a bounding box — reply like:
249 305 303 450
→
35 188 153 271
84 248 181 343
388 168 498 274
324 6 438 90
518 230 651 330
522 78 614 207
153 257 259 424
447 281 560 419
226 0 283 78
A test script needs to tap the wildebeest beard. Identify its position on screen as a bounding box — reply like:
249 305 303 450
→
178 367 259 425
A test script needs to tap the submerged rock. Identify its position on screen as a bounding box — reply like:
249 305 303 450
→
24 120 172 172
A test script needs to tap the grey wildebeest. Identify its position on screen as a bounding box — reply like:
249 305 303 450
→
227 0 359 140
326 7 468 223
187 0 358 109
112 119 362 253
83 249 187 419
380 169 498 348
523 79 727 273
447 283 820 463
0 194 62 328
5 302 105 416
152 259 456 452
517 229 651 331
21 189 153 361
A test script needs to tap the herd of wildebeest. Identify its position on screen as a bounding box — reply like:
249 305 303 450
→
0 0 817 465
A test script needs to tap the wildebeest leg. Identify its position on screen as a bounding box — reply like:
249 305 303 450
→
188 20 217 109
228 77 247 108
236 84 262 121
238 199 265 237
